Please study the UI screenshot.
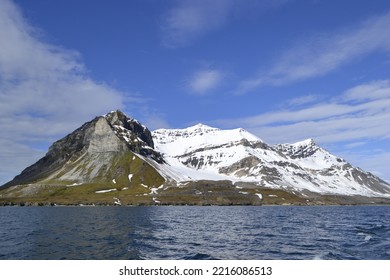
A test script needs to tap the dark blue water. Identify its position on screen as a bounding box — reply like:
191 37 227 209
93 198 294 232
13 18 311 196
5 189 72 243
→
0 206 389 260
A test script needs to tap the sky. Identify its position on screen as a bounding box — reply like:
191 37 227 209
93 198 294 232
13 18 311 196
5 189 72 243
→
0 0 390 184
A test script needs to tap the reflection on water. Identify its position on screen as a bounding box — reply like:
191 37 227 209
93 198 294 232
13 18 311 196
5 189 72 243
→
0 206 389 259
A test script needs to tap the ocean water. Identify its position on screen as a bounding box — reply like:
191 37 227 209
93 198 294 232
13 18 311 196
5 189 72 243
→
0 206 389 260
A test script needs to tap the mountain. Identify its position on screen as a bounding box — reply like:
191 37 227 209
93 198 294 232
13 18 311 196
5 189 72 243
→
1 110 390 206
152 124 390 198
0 111 165 205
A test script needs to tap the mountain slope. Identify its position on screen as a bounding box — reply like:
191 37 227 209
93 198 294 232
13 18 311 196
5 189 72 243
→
152 125 390 198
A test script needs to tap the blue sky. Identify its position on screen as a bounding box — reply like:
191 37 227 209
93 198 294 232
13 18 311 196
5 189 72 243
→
1 0 390 184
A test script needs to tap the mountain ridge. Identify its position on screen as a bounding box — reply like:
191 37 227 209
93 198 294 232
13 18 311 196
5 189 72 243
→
152 125 390 198
1 110 389 206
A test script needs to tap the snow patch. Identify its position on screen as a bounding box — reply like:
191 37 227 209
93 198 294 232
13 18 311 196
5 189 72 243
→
95 188 117 193
149 184 164 195
66 182 82 187
113 197 121 205
255 193 263 200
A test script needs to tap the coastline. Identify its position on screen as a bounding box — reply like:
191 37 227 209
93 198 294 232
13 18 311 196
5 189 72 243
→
2 200 390 207
2 181 390 207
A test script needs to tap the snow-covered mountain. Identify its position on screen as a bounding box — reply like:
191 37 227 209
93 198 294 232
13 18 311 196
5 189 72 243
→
152 124 390 197
1 110 389 206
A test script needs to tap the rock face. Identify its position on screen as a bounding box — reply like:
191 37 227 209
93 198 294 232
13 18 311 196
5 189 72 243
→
88 117 128 153
1 110 164 189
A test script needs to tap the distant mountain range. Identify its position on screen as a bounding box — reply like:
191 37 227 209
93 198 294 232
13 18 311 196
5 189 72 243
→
1 110 389 206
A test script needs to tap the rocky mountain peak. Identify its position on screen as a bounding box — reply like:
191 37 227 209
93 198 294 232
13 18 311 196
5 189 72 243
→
294 138 316 147
275 138 322 159
190 123 219 130
178 123 221 136
104 110 127 125
103 110 154 149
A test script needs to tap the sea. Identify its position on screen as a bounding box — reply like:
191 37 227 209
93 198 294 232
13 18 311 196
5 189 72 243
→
0 206 389 260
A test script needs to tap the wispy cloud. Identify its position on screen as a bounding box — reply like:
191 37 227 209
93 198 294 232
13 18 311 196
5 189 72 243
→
285 94 323 107
161 0 236 48
0 0 134 183
215 80 390 144
188 69 223 94
344 142 367 149
343 79 390 102
236 12 390 94
161 0 290 48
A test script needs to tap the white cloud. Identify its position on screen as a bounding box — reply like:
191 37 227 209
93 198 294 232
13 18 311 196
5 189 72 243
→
188 69 223 94
286 94 322 107
0 0 135 184
343 80 390 101
161 0 290 48
161 0 234 48
214 80 390 145
344 142 367 149
236 12 390 94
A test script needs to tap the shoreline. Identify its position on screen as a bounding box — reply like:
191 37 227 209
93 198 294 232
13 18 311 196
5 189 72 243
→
1 202 390 207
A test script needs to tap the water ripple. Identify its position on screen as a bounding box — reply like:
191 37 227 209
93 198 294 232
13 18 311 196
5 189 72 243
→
0 206 389 259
